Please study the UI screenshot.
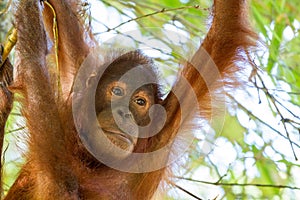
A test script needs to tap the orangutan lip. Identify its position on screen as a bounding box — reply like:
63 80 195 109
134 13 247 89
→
103 130 134 144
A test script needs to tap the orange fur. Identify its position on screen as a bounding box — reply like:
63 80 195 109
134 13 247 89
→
0 58 13 191
1 0 256 199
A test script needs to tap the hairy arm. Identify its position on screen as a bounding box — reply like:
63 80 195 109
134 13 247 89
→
0 58 13 191
43 0 90 98
133 0 257 197
159 0 257 145
13 1 78 199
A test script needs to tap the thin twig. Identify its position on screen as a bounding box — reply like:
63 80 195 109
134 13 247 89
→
171 181 203 200
256 72 298 160
97 5 204 34
175 176 300 191
0 0 12 16
227 93 300 149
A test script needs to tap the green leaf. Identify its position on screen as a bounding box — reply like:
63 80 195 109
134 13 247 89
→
217 114 246 146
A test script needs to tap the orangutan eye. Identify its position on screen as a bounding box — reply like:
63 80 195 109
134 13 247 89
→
111 87 124 96
134 98 146 106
